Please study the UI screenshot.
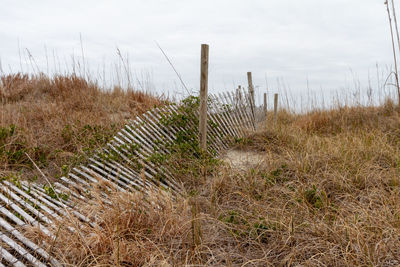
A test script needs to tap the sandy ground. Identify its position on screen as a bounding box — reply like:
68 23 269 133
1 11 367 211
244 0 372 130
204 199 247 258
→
223 149 265 171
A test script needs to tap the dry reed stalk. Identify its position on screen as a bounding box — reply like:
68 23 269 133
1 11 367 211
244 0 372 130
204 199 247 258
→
385 0 400 104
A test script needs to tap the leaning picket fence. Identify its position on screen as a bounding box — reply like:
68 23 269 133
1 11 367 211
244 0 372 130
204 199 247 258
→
0 86 264 266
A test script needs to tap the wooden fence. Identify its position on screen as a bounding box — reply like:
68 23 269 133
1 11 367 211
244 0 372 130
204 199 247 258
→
0 86 264 266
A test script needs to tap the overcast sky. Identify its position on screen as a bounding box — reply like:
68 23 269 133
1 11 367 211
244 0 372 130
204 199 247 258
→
0 0 397 106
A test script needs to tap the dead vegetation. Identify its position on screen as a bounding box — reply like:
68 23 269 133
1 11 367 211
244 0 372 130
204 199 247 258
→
24 99 400 266
0 73 162 181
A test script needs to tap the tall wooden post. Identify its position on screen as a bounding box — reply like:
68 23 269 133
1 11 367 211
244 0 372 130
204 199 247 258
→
263 93 267 114
247 72 255 107
263 93 267 126
199 44 209 152
274 93 278 126
247 72 255 126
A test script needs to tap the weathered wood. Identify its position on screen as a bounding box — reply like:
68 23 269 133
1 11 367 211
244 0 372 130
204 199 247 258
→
199 44 209 152
53 181 83 201
111 137 177 191
89 159 141 190
215 92 240 138
208 94 237 147
0 246 26 267
247 72 255 124
206 111 231 149
19 184 74 220
210 94 238 138
81 165 128 192
0 216 61 267
226 91 249 131
208 95 237 139
72 167 98 184
0 187 53 225
0 232 46 267
97 158 154 190
222 92 246 137
3 181 62 220
0 192 52 237
229 90 252 130
219 92 243 138
68 172 91 188
239 87 256 130
264 93 267 114
274 93 278 126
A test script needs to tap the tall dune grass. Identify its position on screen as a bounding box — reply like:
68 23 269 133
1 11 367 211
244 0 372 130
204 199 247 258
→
22 101 400 266
0 73 162 181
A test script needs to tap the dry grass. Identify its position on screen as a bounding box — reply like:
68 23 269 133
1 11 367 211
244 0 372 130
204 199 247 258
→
0 73 162 181
25 100 400 266
26 185 192 266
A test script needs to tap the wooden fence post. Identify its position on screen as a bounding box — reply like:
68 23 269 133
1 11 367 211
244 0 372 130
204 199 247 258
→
273 93 278 126
199 44 209 152
263 93 267 114
195 44 208 251
247 72 255 125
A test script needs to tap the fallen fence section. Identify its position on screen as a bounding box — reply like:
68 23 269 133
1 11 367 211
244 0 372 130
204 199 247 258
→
0 89 264 266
